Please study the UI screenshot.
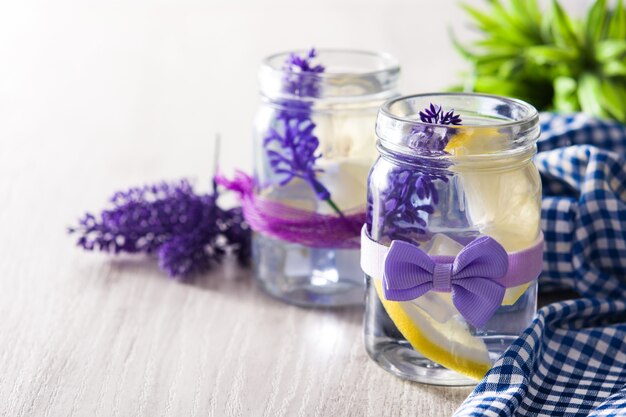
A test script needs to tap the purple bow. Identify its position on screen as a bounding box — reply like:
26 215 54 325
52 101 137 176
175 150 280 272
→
383 236 509 328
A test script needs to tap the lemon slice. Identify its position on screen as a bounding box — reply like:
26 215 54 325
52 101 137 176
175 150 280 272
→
261 157 371 215
502 283 531 306
444 129 541 251
315 157 371 214
445 127 509 157
313 112 378 160
444 129 540 305
374 279 492 381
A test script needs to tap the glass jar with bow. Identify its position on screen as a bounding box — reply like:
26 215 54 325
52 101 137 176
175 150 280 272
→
361 93 542 385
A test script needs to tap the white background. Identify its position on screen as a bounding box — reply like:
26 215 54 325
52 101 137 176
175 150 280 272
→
2 0 589 188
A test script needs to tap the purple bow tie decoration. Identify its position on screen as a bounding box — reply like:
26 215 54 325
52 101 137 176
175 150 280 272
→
383 236 509 328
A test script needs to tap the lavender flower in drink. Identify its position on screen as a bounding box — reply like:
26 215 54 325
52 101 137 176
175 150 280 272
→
263 48 344 216
373 104 462 242
264 117 329 200
282 48 325 98
408 104 463 151
419 103 462 126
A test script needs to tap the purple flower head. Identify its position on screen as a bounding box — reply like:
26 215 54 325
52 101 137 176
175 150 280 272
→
285 48 325 74
264 117 330 200
282 48 325 98
419 103 462 126
410 103 463 152
68 180 251 278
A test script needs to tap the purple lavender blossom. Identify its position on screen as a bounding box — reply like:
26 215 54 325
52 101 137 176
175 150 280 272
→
419 103 462 126
369 162 450 243
264 117 329 200
68 180 251 278
371 104 462 242
263 48 345 216
409 104 463 151
282 48 325 98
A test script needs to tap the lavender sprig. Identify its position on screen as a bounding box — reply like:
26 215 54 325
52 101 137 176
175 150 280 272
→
419 103 463 126
409 104 463 151
264 48 345 217
373 104 462 242
282 48 325 99
68 180 251 278
264 117 330 201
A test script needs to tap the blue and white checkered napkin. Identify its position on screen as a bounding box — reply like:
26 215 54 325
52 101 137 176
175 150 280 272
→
454 113 626 417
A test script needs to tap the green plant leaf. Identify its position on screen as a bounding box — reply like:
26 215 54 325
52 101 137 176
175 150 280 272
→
489 1 535 41
553 76 580 112
498 58 525 79
461 3 500 32
608 0 626 39
473 76 520 96
595 40 626 62
578 73 611 118
462 2 538 46
599 78 626 121
603 60 626 76
525 45 578 65
509 0 542 35
585 0 608 44
550 0 580 48
540 3 556 43
453 0 626 120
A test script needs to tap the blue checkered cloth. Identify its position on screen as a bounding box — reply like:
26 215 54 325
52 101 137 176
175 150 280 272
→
454 113 626 417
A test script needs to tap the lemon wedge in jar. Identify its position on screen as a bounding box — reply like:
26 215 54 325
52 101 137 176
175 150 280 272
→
261 156 371 215
315 156 372 215
373 279 492 381
444 127 541 304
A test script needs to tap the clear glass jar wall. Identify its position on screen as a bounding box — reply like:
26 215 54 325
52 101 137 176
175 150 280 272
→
253 49 400 307
364 93 541 385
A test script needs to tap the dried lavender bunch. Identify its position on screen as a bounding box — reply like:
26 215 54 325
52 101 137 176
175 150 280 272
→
263 48 345 216
68 180 251 278
370 104 462 242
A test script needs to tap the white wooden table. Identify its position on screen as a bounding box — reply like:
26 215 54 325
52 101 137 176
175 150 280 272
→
1 135 473 416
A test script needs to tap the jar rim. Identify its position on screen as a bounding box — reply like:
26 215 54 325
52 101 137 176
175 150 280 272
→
380 92 539 129
259 49 400 102
375 92 541 163
262 48 401 80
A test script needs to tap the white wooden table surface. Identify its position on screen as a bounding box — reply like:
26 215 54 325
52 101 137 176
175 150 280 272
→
1 1 590 415
0 137 474 416
2 129 476 417
1 121 479 417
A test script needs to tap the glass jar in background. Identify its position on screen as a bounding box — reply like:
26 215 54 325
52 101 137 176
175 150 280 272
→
362 93 542 385
252 49 400 307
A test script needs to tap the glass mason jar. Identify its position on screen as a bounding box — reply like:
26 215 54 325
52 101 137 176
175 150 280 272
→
252 49 400 307
362 93 542 385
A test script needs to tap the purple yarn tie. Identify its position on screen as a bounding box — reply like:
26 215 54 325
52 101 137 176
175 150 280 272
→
383 236 509 328
216 171 365 249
